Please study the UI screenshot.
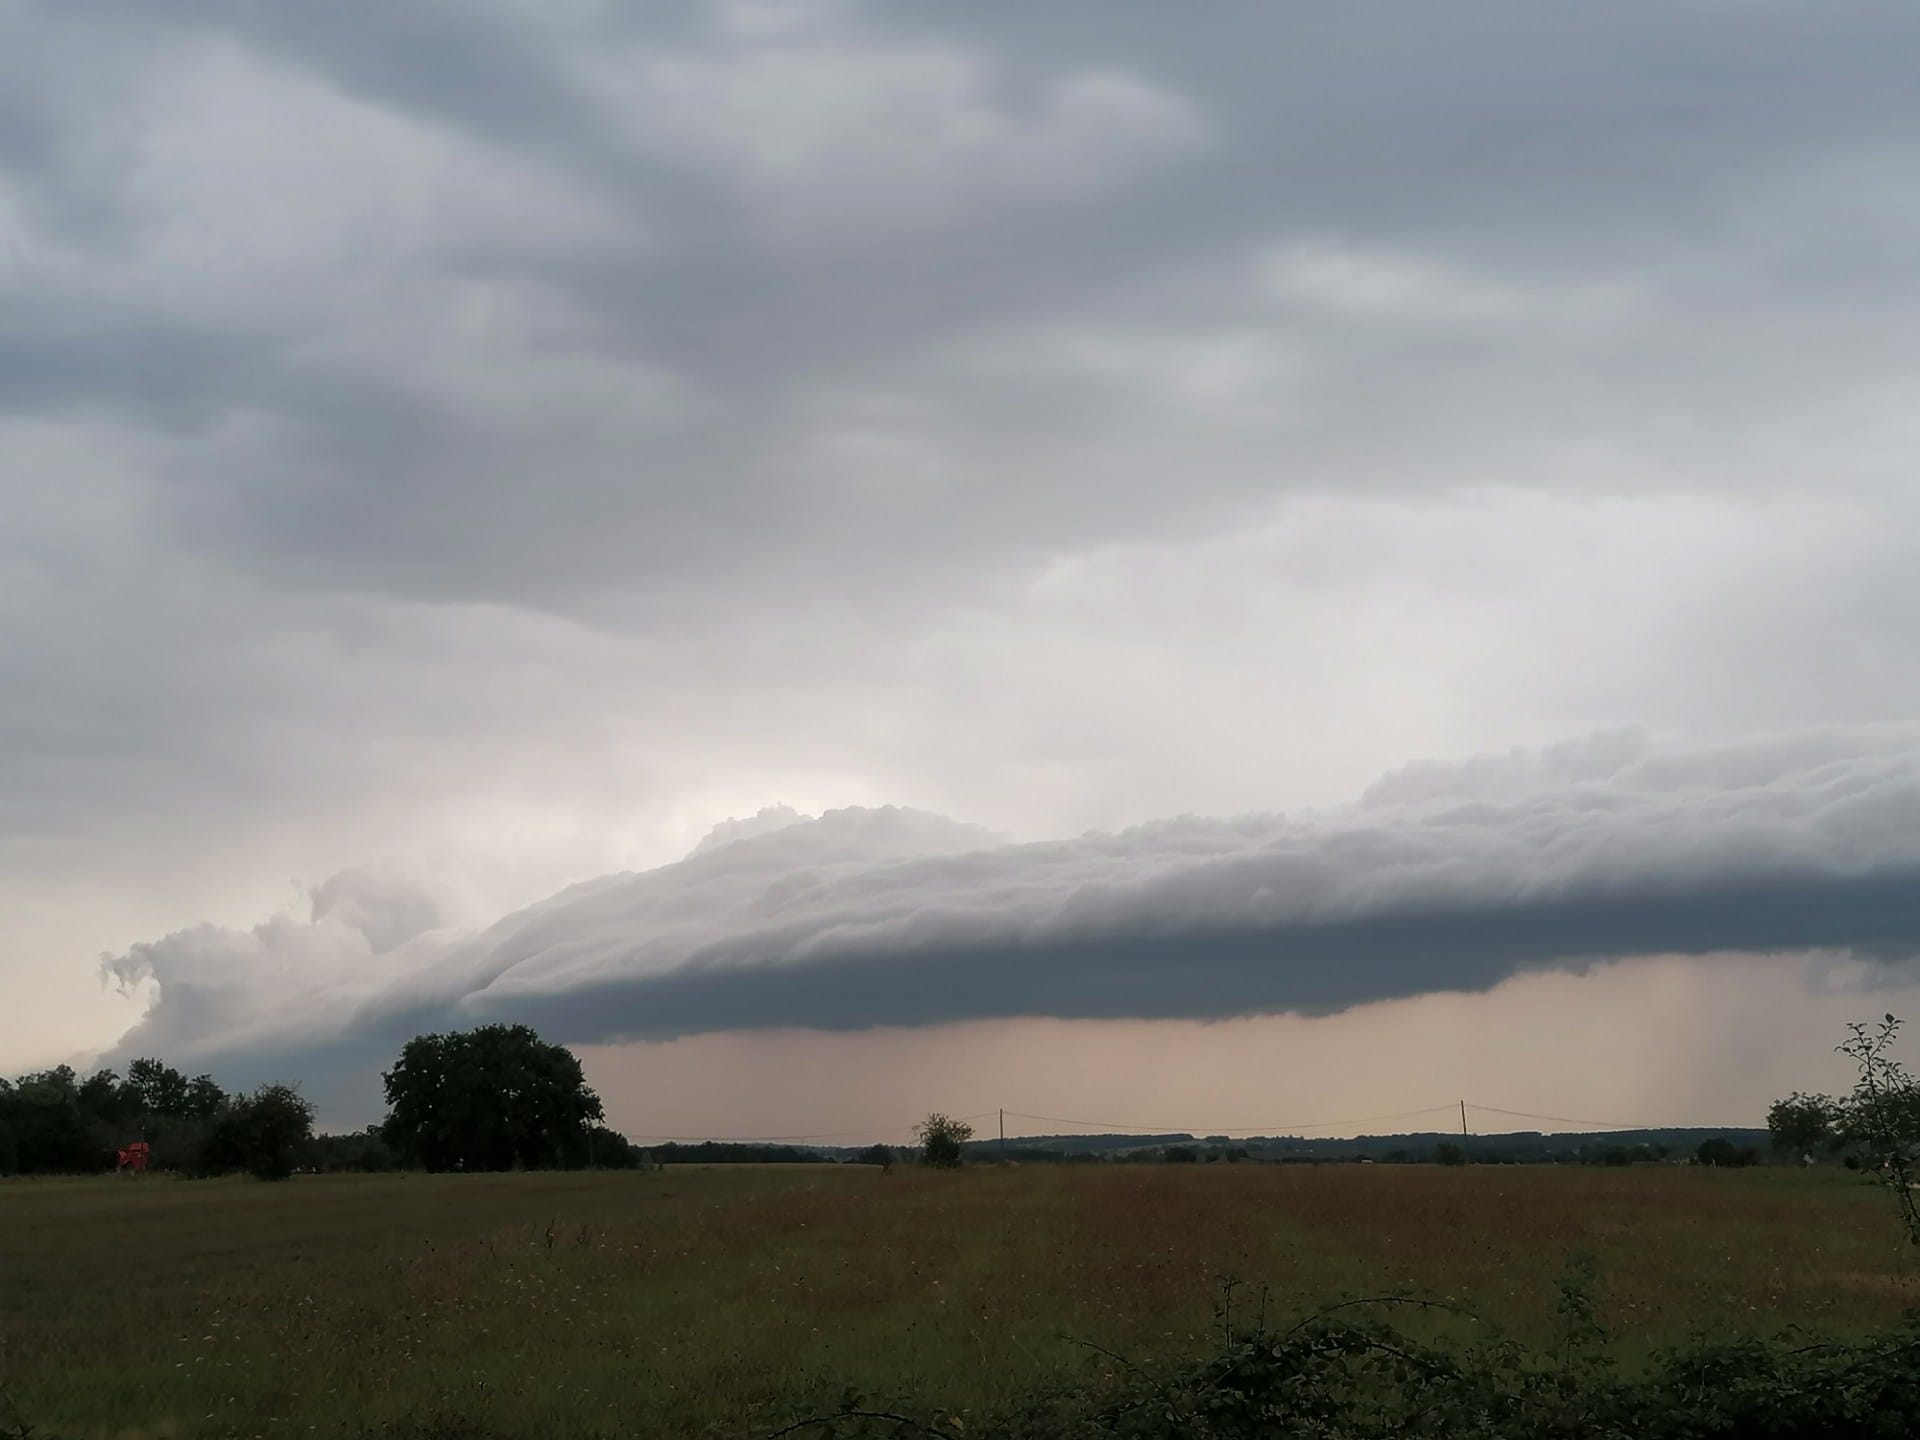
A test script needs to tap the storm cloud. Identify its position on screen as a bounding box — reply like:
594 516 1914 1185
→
101 728 1920 1100
11 2 1920 1104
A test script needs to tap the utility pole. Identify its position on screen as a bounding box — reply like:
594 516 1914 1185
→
1460 1100 1471 1163
999 1108 1006 1157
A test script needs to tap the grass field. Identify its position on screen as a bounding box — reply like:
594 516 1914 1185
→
4 1163 1916 1439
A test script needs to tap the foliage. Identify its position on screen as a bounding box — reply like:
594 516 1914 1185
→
574 1124 647 1168
1767 1090 1840 1153
0 1055 239 1177
8 1164 1915 1437
380 1023 604 1172
1837 1014 1920 1245
1694 1136 1760 1168
201 1084 315 1180
650 1140 822 1164
1768 1015 1920 1240
914 1112 974 1168
857 1143 895 1172
777 1286 1920 1439
1594 1143 1658 1166
1431 1142 1466 1166
307 1126 402 1173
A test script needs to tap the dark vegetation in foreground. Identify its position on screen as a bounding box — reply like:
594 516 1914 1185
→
2 1163 1915 1439
772 1016 1920 1437
777 1289 1920 1440
6 1017 1920 1436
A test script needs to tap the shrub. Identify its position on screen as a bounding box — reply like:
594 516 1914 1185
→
202 1084 314 1181
914 1113 973 1169
776 1296 1920 1439
1695 1136 1760 1168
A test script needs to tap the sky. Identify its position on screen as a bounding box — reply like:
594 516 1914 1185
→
7 1 1920 1138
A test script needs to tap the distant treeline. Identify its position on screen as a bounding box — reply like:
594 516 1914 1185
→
0 1058 314 1179
953 1128 1773 1167
647 1141 836 1165
0 1041 649 1180
3 1046 1774 1180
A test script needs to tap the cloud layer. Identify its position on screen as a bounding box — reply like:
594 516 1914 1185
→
12 2 1920 1076
102 728 1920 1105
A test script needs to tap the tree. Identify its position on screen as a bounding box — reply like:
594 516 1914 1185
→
1766 1091 1839 1155
5 1067 111 1174
78 1068 125 1124
1695 1137 1759 1168
856 1143 895 1173
307 1126 402 1174
184 1074 228 1117
122 1057 191 1122
203 1084 315 1180
1834 1015 1920 1244
914 1112 973 1169
381 1024 604 1172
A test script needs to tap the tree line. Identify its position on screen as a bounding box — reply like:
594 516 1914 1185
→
1767 1015 1920 1163
0 1024 644 1181
0 1057 313 1180
16 1014 1914 1185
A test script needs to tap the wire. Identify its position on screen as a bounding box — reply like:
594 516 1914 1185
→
1002 1103 1461 1137
1466 1103 1748 1132
621 1104 1734 1146
623 1110 999 1145
623 1123 921 1143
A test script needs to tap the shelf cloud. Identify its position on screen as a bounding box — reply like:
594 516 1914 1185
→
12 1 1920 1105
101 727 1920 1100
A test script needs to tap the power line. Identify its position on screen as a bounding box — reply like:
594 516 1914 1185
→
1002 1104 1461 1137
623 1110 997 1145
1466 1103 1751 1132
622 1102 1745 1147
624 1123 920 1143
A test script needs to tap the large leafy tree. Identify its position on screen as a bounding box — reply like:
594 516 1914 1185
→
1766 1092 1839 1154
203 1084 316 1181
381 1024 605 1172
122 1057 191 1120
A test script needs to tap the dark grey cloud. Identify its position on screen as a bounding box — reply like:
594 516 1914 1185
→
13 1 1920 1070
12 0 1920 609
99 729 1920 1105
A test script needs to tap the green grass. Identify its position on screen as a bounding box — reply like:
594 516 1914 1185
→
3 1164 1916 1438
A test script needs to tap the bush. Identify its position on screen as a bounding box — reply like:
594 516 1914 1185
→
778 1298 1920 1439
915 1113 973 1169
307 1127 403 1174
1695 1136 1760 1168
202 1084 314 1180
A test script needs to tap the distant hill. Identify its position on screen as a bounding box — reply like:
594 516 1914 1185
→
960 1128 1773 1164
637 1127 1774 1165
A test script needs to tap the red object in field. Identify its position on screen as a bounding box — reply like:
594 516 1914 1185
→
117 1141 150 1173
